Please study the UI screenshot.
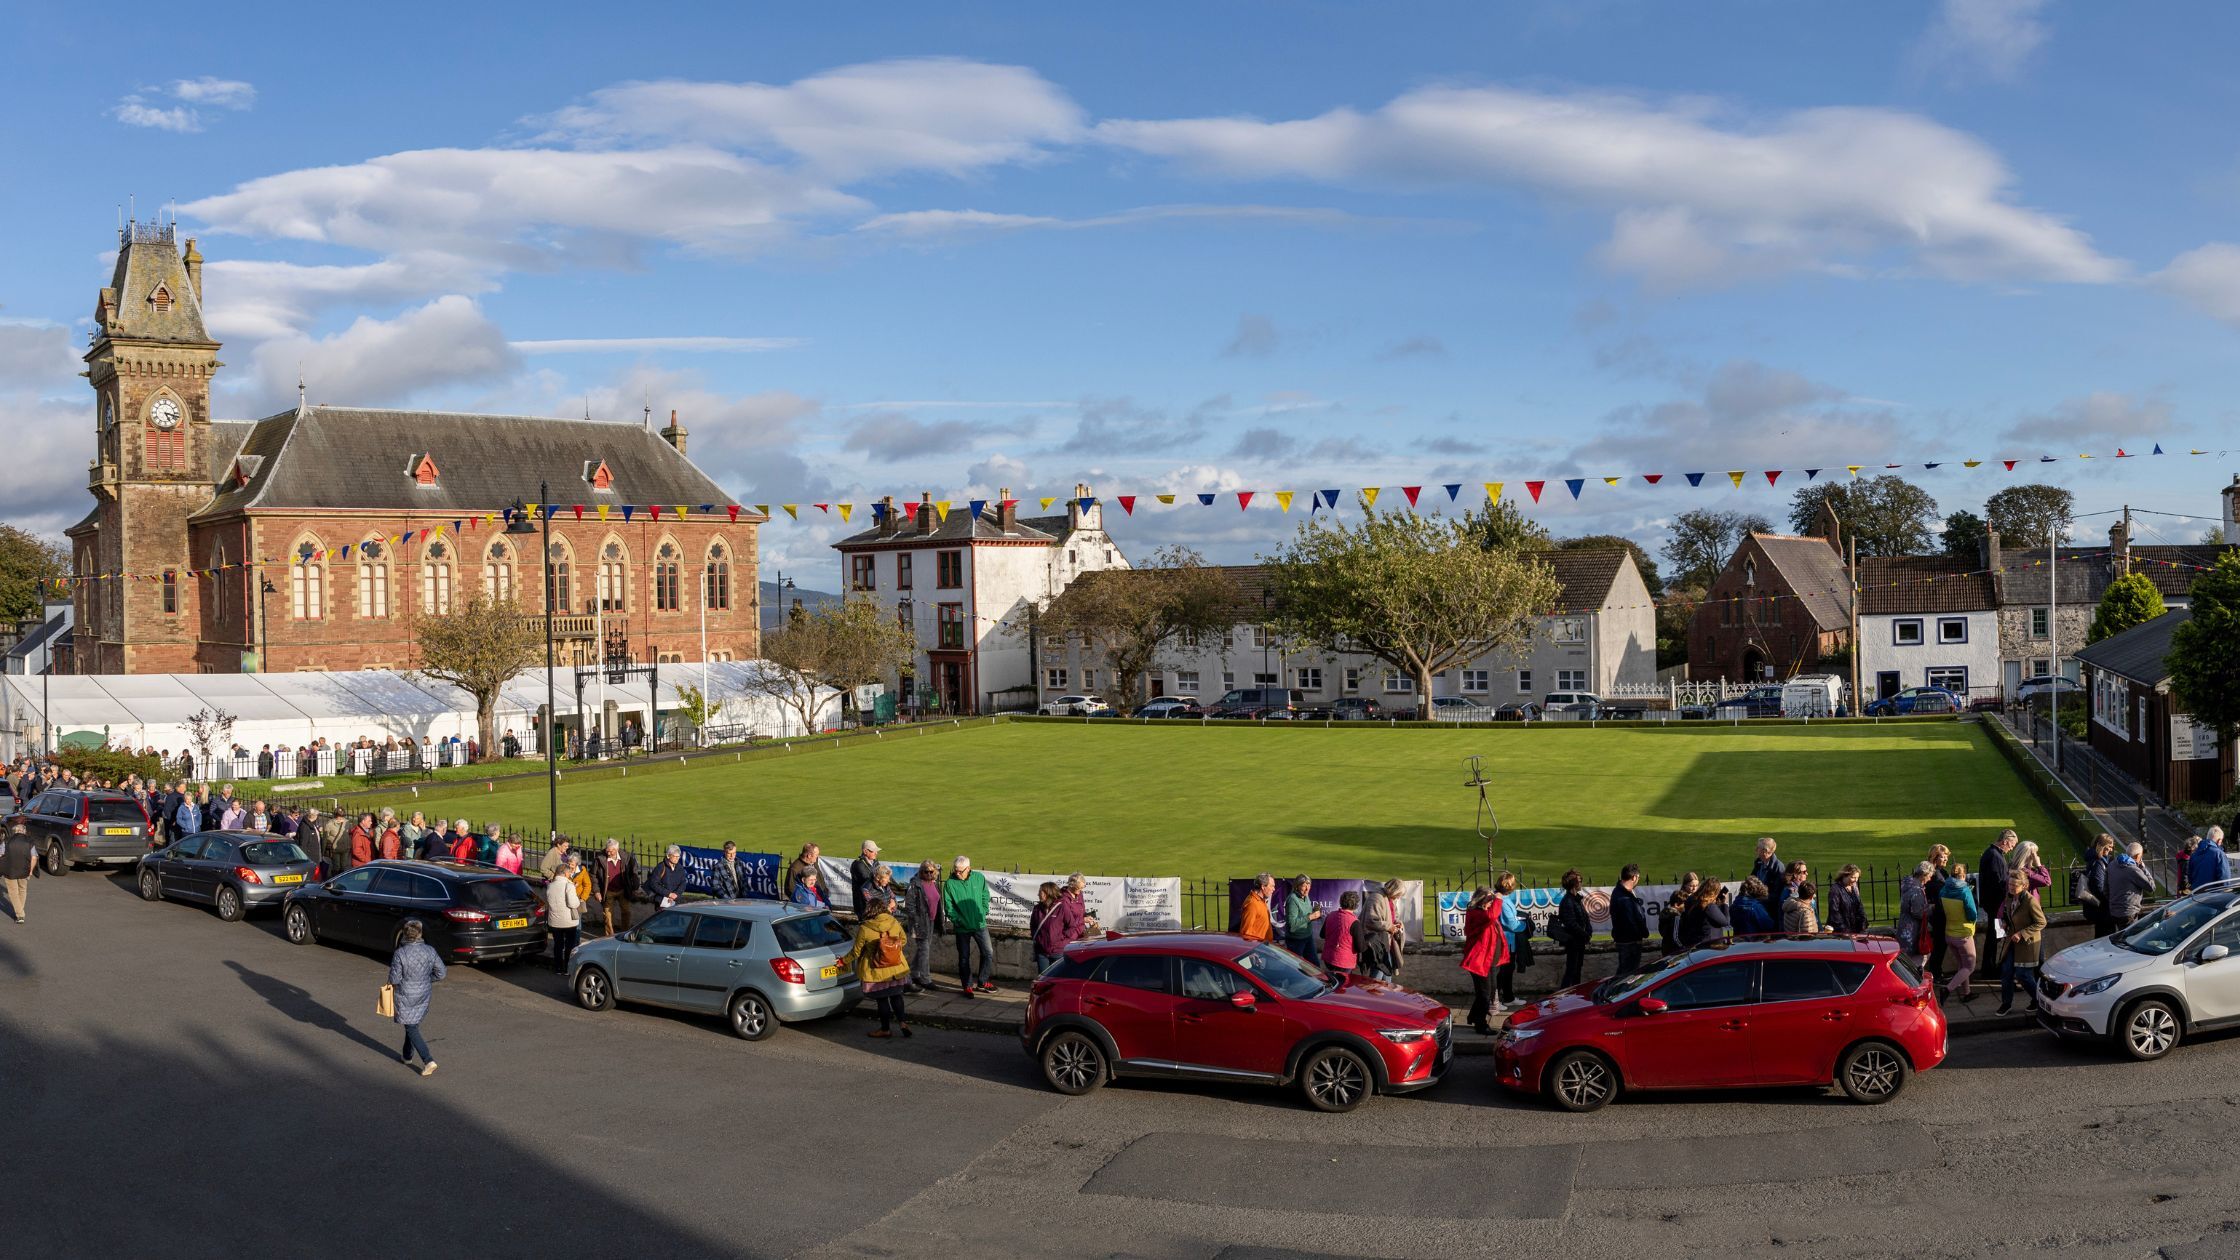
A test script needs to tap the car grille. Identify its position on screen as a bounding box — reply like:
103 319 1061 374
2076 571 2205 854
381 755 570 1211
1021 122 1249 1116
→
2039 980 2068 1001
1434 1020 1452 1056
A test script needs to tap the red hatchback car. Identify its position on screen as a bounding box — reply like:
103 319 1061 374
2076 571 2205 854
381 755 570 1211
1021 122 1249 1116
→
1494 935 1947 1111
1022 932 1453 1111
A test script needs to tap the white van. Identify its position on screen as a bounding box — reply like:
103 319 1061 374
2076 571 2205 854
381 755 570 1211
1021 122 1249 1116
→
1781 674 1846 718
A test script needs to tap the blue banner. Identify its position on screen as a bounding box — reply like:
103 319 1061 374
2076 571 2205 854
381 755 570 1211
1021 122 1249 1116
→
677 845 784 899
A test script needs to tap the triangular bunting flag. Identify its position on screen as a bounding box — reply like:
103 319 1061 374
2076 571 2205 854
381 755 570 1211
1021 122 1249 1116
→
1642 474 1663 486
1764 471 1782 487
1077 497 1095 514
1484 482 1503 503
1116 496 1136 516
1962 461 1980 469
1727 471 1746 489
1845 466 1863 478
1923 463 1941 470
1805 469 1821 481
1275 491 1294 513
2002 460 2017 471
1444 483 1462 501
871 503 888 524
814 503 830 513
1323 489 1343 509
2152 444 2163 455
595 504 610 521
1361 487 1380 508
1684 473 1705 487
1401 486 1422 507
2040 455 2058 462
1564 478 1585 500
1237 491 1255 510
571 505 584 520
1196 493 1215 506
968 500 986 520
698 504 713 514
933 501 951 523
730 506 744 522
783 505 799 520
2077 453 2092 460
838 504 853 522
1525 481 1546 503
1602 477 1620 487
1038 497 1055 510
621 506 636 522
1155 494 1175 505
648 505 661 520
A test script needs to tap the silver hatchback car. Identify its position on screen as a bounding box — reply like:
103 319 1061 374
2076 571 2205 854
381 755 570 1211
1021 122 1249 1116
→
568 901 861 1040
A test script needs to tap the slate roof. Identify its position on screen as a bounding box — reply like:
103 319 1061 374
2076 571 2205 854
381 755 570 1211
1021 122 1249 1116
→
189 406 745 521
834 506 1079 548
1856 556 1998 615
1995 545 2229 606
2074 609 2189 686
1069 549 1635 620
1749 533 1853 630
95 227 213 346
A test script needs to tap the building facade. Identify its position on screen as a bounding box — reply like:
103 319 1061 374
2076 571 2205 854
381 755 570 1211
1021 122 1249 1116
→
1987 519 2230 697
1687 532 1853 682
2076 609 2234 804
831 489 1126 714
1854 557 2000 703
64 225 761 674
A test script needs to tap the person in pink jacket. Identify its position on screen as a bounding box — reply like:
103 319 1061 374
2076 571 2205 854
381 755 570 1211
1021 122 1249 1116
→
1320 891 1360 975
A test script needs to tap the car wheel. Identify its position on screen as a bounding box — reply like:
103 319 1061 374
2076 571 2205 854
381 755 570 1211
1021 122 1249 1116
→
728 990 776 1041
1546 1049 1619 1112
215 884 246 923
137 868 162 902
41 842 66 877
1836 1040 1910 1104
2118 998 2182 1061
1040 1030 1108 1096
283 904 316 946
1300 1045 1374 1113
574 966 614 1012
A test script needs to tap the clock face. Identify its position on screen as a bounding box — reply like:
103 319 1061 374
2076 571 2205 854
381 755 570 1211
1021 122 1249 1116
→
149 398 181 430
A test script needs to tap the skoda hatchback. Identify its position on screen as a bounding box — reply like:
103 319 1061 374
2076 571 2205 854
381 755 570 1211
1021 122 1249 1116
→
1494 935 1946 1111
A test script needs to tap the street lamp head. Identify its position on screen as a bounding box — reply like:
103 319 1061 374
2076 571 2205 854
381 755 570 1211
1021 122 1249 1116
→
506 499 540 535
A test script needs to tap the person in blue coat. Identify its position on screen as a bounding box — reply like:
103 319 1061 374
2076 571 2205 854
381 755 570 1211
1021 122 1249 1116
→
1731 878 1777 935
389 919 448 1077
2188 828 2231 891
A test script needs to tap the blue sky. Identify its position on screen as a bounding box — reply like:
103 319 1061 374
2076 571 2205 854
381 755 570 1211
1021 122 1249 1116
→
4 0 2238 576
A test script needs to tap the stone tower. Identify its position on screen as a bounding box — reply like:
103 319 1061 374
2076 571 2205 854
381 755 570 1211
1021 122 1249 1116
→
72 222 223 674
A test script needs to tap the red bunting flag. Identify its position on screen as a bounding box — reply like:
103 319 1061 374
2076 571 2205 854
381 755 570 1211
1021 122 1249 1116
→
649 505 661 520
815 503 830 513
1642 474 1663 485
1401 486 1422 507
1525 480 1546 503
727 505 740 523
2002 461 2016 471
1765 470 1782 487
1117 495 1136 515
1237 491 1255 510
572 505 584 520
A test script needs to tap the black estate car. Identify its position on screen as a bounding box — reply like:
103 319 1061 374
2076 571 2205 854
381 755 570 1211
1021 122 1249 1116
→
282 860 548 962
9 789 152 873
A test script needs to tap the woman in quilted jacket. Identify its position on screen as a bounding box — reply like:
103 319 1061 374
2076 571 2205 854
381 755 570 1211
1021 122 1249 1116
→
843 890 913 1039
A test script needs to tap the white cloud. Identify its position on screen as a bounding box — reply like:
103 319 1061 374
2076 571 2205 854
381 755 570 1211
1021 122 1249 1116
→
111 75 255 133
1912 0 2052 85
853 203 1429 239
203 253 497 340
965 453 1032 494
251 295 519 410
1998 391 2170 447
111 100 199 132
0 324 99 537
843 410 1033 462
2152 242 2240 326
1098 82 2119 288
171 77 257 109
511 336 802 354
1570 360 1911 474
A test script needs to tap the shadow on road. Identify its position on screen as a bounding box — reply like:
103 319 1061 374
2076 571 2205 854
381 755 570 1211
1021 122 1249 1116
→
223 959 399 1061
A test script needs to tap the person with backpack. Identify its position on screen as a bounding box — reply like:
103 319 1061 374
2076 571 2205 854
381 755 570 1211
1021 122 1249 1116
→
842 889 912 1038
1552 869 1591 987
1939 860 1979 1001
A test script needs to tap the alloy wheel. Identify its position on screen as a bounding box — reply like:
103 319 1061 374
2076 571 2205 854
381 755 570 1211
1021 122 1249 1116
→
1043 1033 1104 1094
2128 1005 2177 1058
1845 1046 1902 1098
1554 1054 1614 1110
1305 1049 1369 1111
575 968 610 1011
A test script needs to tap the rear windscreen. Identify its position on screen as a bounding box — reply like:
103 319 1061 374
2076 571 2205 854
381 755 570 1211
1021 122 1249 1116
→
773 913 849 952
89 800 146 823
239 842 308 865
461 878 536 910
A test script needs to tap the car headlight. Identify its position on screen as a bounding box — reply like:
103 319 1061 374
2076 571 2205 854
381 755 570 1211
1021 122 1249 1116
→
1377 1028 1435 1044
2069 974 2121 998
1499 1025 1542 1044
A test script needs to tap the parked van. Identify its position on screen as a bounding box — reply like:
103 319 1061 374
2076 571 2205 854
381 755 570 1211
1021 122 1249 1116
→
1781 674 1846 718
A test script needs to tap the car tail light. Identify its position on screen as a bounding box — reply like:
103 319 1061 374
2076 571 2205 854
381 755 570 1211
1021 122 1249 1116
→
234 866 263 885
533 903 547 918
445 908 492 924
770 957 806 985
1895 984 1935 1010
71 816 88 837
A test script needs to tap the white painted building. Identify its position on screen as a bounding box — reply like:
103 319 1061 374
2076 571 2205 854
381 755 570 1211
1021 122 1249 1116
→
1854 556 2001 704
832 488 1127 714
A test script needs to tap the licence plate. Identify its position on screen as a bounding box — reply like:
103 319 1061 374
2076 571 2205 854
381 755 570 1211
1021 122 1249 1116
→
273 874 304 884
102 826 134 836
820 962 842 979
498 917 530 930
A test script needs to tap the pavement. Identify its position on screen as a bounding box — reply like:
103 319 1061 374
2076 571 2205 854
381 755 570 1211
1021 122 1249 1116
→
7 869 2240 1260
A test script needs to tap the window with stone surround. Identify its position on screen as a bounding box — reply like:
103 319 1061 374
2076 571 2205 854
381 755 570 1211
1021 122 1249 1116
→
546 540 572 614
705 542 731 610
359 540 390 618
291 541 324 620
654 540 682 611
597 539 627 612
423 540 453 615
484 540 514 603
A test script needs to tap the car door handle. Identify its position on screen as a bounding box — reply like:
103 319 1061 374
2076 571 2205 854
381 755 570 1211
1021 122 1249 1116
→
1084 996 1110 1008
1721 1020 1748 1031
662 954 679 962
1822 1011 1849 1021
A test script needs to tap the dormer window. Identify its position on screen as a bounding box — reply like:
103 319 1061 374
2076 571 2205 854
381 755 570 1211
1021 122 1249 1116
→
150 284 173 314
583 460 615 492
407 453 439 486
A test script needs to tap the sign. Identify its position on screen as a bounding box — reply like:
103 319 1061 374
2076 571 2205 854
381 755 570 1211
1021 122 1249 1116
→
677 845 782 899
2172 714 2220 762
1437 883 1680 942
1234 878 1427 944
814 856 1183 932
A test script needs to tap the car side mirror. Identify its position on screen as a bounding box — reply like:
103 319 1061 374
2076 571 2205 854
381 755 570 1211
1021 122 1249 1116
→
1637 997 1668 1015
1229 990 1258 1011
2199 944 2231 964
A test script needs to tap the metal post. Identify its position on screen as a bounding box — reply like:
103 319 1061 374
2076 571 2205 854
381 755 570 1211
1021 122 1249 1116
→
2050 536 2062 773
542 481 556 845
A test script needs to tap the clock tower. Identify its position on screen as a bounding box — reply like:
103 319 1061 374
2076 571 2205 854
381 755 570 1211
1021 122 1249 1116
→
71 222 222 673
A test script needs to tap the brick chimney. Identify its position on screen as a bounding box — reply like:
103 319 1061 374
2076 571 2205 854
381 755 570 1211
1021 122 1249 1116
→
182 237 203 304
2109 520 2131 574
917 491 936 534
997 487 1016 533
659 408 687 456
2223 474 2238 536
877 494 900 537
1983 528 2004 603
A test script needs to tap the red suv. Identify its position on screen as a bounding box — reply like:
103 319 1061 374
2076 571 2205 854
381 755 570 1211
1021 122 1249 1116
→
1493 935 1946 1111
1023 933 1453 1112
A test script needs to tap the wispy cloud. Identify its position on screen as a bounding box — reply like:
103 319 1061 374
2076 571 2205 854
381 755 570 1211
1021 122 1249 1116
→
112 76 256 132
511 336 803 354
1223 314 1280 358
1911 0 2052 85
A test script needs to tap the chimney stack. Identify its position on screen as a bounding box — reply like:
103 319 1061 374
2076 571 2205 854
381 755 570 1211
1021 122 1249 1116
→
659 408 688 456
182 237 203 304
877 494 899 536
917 491 935 534
2109 520 2131 575
2223 474 2239 536
1068 482 1091 531
997 487 1016 533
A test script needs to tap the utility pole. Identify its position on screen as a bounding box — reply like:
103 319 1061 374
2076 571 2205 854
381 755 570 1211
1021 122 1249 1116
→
1848 534 1860 714
2050 535 2062 773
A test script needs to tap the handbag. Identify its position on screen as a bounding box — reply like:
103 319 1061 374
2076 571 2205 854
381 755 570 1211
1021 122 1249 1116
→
873 930 905 969
376 983 396 1018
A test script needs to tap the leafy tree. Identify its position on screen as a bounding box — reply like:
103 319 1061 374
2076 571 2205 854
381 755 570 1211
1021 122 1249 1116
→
1985 483 2075 548
1942 509 1988 562
1459 499 1553 553
1265 507 1561 719
747 597 917 733
1559 534 1664 598
2088 572 2167 644
1663 509 1772 590
2170 552 2240 748
1030 545 1240 705
410 593 545 761
182 707 237 777
2205 524 2228 546
0 525 67 624
1656 586 1700 672
1788 475 1938 557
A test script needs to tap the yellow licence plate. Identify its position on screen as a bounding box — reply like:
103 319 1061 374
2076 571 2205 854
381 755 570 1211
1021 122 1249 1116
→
498 917 530 930
273 874 304 884
102 826 134 836
820 962 842 979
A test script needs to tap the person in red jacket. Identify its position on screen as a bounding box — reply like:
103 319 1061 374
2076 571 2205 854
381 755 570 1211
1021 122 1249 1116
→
1461 887 1511 1035
347 814 377 868
448 819 477 863
376 809 402 861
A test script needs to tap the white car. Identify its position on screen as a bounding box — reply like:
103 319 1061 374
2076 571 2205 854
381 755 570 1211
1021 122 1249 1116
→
2039 883 2240 1060
1039 694 1107 716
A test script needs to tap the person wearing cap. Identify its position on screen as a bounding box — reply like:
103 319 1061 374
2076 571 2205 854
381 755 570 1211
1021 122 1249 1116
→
942 856 994 996
850 839 885 918
2 821 34 924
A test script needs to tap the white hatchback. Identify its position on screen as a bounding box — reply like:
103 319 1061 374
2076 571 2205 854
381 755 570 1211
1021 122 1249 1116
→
2039 884 2240 1060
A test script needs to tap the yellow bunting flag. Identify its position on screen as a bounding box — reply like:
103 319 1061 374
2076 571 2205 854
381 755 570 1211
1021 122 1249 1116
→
1361 487 1381 507
1845 465 1863 477
1485 482 1503 504
754 504 771 518
674 505 689 518
1603 477 1620 487
1726 471 1745 489
1039 497 1057 510
596 504 611 521
838 504 853 522
934 501 951 523
1156 494 1175 505
1963 460 1981 469
1275 491 1294 513
782 504 799 520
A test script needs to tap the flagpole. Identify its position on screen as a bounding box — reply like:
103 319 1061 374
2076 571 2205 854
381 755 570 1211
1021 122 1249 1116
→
699 569 710 746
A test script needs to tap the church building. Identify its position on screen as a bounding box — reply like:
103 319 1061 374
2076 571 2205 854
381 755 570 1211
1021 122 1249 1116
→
65 224 764 674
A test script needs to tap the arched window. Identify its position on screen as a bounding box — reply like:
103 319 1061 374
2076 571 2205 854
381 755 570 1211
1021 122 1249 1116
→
484 540 515 603
705 541 732 611
597 539 628 613
291 540 325 620
358 539 390 619
654 540 681 611
423 540 453 615
546 540 573 614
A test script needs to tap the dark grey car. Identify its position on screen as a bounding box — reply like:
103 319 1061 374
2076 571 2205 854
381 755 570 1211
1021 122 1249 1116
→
137 831 318 921
9 789 151 873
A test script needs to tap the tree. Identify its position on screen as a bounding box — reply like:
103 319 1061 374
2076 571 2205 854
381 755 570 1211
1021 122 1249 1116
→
0 525 67 623
1789 475 1938 557
2088 572 2167 644
1558 534 1664 598
2204 525 2227 546
1264 507 1561 719
1459 498 1552 553
1663 509 1772 590
2169 552 2240 749
674 682 736 744
1030 546 1240 705
182 707 236 777
410 593 545 761
1942 509 1988 562
1985 483 2075 549
1656 586 1700 672
746 597 917 733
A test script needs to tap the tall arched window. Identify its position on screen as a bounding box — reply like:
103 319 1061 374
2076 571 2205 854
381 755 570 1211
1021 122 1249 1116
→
597 539 628 612
484 540 515 603
359 539 390 619
423 540 454 614
547 540 573 614
704 541 731 611
291 541 325 620
654 540 681 611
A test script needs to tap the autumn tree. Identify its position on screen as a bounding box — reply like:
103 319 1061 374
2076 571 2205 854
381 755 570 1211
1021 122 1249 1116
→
410 592 545 761
1663 509 1771 590
1985 483 2075 549
0 525 67 623
2088 572 2167 645
747 597 916 733
2169 553 2240 749
1942 509 1988 562
1265 505 1561 719
1459 499 1553 553
1789 475 1938 556
1029 546 1240 705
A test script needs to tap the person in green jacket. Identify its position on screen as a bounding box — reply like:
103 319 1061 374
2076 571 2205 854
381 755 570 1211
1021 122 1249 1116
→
1940 860 1980 1002
942 855 995 996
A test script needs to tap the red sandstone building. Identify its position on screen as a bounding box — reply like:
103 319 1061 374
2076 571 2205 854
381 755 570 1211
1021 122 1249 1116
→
65 224 762 675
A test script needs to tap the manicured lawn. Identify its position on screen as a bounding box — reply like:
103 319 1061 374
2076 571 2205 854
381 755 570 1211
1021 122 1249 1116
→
410 719 2072 887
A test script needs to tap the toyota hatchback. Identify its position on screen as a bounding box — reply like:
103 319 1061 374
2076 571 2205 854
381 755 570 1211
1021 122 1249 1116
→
1494 935 1946 1111
1023 932 1452 1112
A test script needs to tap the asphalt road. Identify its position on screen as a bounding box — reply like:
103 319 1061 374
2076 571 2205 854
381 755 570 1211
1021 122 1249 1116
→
5 871 2239 1260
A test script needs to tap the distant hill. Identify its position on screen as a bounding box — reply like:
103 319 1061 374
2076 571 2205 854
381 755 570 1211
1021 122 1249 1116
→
760 580 843 632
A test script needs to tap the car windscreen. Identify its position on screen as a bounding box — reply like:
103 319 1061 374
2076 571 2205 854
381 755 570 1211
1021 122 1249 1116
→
2115 896 2235 956
1233 943 1327 999
239 842 308 865
773 913 850 952
89 800 146 822
1600 950 1695 1003
459 877 536 909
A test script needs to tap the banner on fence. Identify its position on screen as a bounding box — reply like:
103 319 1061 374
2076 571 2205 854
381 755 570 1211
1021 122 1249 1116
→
1437 884 1679 942
815 856 1184 932
1234 878 1427 944
676 845 784 900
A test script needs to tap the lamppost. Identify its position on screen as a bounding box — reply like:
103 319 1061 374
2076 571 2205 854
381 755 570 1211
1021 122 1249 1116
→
506 491 552 844
257 574 278 672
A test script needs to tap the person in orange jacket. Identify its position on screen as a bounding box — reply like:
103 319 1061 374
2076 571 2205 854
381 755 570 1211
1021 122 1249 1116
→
1238 873 1275 943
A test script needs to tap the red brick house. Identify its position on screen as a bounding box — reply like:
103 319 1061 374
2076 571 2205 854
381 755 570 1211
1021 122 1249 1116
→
1687 532 1854 682
65 224 762 674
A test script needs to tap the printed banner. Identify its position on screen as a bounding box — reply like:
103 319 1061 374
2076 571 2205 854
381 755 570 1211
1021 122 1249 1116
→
1439 883 1680 942
677 845 783 899
814 856 1183 932
1233 878 1427 944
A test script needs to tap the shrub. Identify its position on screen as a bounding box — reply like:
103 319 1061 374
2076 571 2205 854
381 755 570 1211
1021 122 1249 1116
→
55 746 162 783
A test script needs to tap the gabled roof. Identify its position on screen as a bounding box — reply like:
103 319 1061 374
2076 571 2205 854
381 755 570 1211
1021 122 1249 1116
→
92 227 213 347
1746 533 1853 630
1066 549 1636 622
1996 545 2230 606
1856 556 1997 615
834 509 1079 548
2075 609 2190 687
